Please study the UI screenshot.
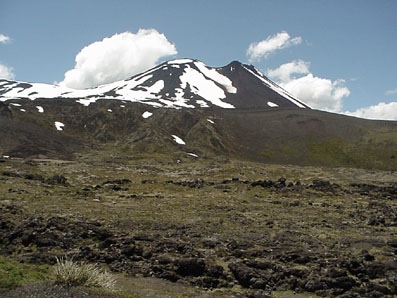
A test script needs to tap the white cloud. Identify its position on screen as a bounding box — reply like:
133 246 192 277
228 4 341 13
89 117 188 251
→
0 63 15 79
0 34 11 44
385 89 397 96
247 31 302 62
61 29 177 89
0 34 14 79
345 102 397 120
267 60 310 82
267 60 350 112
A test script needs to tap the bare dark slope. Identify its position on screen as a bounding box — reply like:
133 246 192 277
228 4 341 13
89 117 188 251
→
0 102 81 159
217 61 310 108
1 99 396 170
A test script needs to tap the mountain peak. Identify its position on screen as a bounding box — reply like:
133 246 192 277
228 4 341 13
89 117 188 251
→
0 59 309 109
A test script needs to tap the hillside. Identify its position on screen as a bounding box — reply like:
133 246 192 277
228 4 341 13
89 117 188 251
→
0 98 396 170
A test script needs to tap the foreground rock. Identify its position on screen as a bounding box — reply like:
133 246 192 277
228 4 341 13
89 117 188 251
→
0 158 396 297
1 200 396 297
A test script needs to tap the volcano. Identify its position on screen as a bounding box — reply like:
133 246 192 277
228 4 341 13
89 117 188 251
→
0 59 309 109
0 59 396 170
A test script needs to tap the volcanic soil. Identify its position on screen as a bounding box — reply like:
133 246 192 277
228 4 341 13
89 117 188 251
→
0 153 396 297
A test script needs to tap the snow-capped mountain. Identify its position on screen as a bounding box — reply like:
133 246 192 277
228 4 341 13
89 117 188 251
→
0 59 395 170
0 59 309 109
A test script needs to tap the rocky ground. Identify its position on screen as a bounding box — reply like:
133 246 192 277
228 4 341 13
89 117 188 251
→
0 154 396 297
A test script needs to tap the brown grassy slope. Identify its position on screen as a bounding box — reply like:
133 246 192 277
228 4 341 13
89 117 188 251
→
214 108 397 169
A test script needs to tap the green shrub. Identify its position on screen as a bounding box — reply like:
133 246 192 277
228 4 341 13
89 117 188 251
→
53 257 115 290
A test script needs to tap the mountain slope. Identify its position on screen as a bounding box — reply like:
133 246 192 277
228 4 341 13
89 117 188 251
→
0 59 396 169
0 98 396 170
0 59 308 109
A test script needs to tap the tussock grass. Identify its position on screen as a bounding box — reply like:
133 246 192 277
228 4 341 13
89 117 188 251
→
53 257 115 290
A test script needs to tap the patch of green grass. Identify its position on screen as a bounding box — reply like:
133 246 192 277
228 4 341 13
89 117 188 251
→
0 256 50 289
307 139 353 167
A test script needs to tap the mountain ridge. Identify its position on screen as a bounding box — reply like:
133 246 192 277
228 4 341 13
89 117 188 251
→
0 59 396 170
0 59 309 109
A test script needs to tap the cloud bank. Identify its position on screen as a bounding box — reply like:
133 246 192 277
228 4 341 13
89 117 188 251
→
247 31 302 62
0 34 11 44
246 32 349 113
267 60 350 112
61 29 177 89
345 102 397 121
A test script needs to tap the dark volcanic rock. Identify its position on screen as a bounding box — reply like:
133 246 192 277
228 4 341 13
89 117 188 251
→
175 258 206 277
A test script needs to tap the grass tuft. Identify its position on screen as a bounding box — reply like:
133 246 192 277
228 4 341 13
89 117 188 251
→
53 257 115 290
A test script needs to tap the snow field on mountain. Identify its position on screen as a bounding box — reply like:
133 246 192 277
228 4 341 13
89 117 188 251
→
179 66 235 109
54 121 64 131
118 80 165 102
168 58 194 64
194 61 237 93
267 101 278 107
142 111 153 118
171 135 186 145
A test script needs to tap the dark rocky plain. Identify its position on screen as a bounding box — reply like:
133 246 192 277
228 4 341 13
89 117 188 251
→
0 153 396 297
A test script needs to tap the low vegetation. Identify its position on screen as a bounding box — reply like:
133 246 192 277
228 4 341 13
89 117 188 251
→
0 153 396 297
53 257 116 290
0 256 49 290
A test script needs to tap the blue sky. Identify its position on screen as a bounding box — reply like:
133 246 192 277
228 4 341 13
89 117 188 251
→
1 0 396 119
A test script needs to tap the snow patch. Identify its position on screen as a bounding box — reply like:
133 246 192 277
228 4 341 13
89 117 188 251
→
267 101 279 107
76 98 98 106
179 66 235 109
20 109 26 112
142 111 153 118
194 61 237 93
36 106 44 113
207 119 215 124
196 100 210 108
171 135 186 145
186 153 198 158
168 58 194 64
55 121 64 131
107 109 112 112
148 80 164 94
